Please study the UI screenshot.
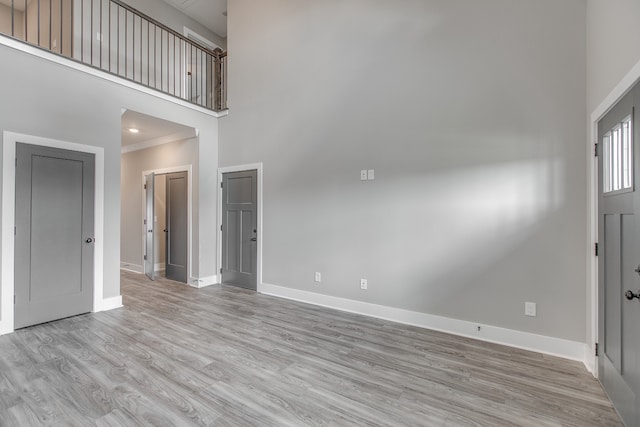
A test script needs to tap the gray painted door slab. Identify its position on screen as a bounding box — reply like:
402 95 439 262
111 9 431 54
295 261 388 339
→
221 170 257 290
598 82 640 427
14 143 95 329
145 173 155 281
165 172 188 283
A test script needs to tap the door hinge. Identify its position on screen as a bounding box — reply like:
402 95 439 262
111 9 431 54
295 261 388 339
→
144 255 147 261
595 342 599 357
220 268 222 274
595 242 599 257
594 143 599 157
220 225 222 231
220 182 223 189
14 295 15 305
15 158 17 166
144 183 147 190
14 226 16 235
143 219 147 225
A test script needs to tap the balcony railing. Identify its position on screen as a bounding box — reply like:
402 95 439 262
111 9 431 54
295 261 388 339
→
0 0 227 112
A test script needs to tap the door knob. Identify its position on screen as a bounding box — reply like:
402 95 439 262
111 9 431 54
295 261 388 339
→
250 237 257 242
625 290 640 301
85 237 94 243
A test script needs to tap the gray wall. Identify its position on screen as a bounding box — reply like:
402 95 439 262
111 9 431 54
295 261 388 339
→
0 41 218 309
0 4 24 38
220 0 587 342
121 138 198 274
587 0 640 113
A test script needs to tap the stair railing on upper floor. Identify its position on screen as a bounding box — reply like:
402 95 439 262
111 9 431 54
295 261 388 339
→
0 0 227 112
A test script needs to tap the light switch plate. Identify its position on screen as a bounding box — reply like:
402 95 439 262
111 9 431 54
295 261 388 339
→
367 169 375 180
360 170 368 180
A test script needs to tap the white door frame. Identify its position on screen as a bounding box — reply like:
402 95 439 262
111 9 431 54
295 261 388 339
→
217 163 263 290
587 59 640 376
141 165 193 283
1 131 108 336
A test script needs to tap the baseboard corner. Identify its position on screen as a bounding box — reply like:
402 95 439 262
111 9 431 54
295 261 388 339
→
584 344 598 377
95 295 123 312
0 321 12 336
189 275 218 288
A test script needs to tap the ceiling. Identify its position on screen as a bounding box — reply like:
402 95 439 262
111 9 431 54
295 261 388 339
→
122 110 196 148
163 0 227 38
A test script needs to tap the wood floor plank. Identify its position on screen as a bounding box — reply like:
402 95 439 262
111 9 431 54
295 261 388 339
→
0 270 623 426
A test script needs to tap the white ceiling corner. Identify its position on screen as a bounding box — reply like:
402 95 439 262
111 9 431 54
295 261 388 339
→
163 0 227 39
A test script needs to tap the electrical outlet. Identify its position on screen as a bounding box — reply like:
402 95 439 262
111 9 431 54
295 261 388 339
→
525 302 537 317
360 278 368 290
360 170 368 181
314 272 321 283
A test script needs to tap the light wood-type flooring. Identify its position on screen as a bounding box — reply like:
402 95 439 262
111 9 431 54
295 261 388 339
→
0 271 623 426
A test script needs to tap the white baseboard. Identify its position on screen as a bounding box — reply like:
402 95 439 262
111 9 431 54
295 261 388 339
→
259 283 588 366
94 295 123 312
0 320 11 336
0 297 122 336
584 345 597 376
120 262 143 274
154 262 166 271
189 275 218 288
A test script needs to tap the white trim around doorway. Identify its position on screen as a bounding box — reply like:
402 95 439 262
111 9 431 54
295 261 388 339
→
0 131 113 336
217 163 264 290
141 165 194 285
587 58 640 376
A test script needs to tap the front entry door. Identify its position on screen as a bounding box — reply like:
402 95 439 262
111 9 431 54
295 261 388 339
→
14 143 95 329
144 173 155 280
165 172 188 283
597 81 640 427
221 170 257 290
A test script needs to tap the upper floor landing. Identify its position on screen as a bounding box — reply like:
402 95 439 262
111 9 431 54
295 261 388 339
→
0 0 227 112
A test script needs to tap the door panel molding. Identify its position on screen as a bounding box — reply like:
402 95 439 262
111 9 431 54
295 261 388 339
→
1 131 109 336
144 173 156 280
595 80 640 426
588 59 640 377
165 171 188 283
217 163 263 291
141 165 192 283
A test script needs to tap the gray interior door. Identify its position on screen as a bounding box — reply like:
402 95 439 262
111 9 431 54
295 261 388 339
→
221 170 257 290
145 173 155 280
165 172 188 283
597 82 640 427
14 143 95 329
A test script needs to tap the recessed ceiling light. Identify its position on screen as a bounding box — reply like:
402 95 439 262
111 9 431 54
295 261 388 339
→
128 128 140 133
